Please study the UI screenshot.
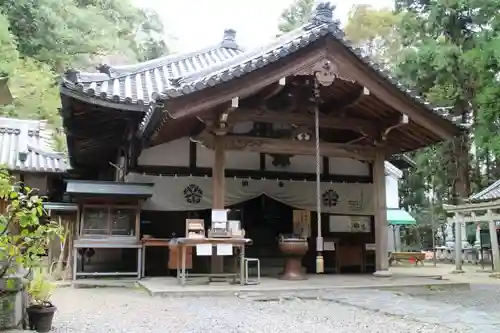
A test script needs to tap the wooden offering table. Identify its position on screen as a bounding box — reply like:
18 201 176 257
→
140 238 193 278
169 237 252 286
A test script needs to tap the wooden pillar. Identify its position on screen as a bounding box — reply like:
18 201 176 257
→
211 135 225 273
373 150 391 277
487 209 500 273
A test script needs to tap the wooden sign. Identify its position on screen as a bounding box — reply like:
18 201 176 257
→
185 219 205 238
349 216 371 233
293 210 311 237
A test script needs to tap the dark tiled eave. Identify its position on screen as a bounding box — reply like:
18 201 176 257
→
65 180 154 199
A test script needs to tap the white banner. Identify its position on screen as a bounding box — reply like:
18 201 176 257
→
126 173 374 215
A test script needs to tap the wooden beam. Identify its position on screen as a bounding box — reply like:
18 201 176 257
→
325 39 459 140
228 108 379 137
195 132 376 160
132 165 373 183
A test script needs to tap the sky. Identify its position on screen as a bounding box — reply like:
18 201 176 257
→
132 0 394 52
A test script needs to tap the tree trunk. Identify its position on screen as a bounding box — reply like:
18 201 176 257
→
451 133 470 204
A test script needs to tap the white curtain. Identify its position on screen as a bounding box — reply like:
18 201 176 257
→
126 173 374 215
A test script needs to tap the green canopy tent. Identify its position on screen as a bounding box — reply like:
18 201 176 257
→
387 208 416 252
387 208 416 226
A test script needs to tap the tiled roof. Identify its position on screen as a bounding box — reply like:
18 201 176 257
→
61 2 462 139
60 28 244 107
468 180 500 202
151 3 462 131
0 117 68 173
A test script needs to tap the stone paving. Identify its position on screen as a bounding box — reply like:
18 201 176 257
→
237 284 500 333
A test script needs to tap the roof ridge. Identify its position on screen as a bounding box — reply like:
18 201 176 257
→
27 143 66 159
468 180 500 201
0 117 46 128
67 43 245 84
170 22 326 89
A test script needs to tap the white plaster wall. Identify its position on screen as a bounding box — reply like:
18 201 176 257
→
197 146 261 170
329 158 370 176
138 138 190 167
138 139 372 176
385 162 403 252
385 176 399 209
198 147 369 175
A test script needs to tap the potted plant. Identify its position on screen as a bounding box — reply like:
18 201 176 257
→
26 271 56 332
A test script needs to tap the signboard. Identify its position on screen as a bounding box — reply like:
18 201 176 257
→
329 215 371 233
293 210 311 237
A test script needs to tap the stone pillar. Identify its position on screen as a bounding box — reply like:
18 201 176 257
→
373 150 391 277
453 213 464 273
211 135 225 274
487 210 500 273
445 223 455 248
475 223 481 248
461 222 468 246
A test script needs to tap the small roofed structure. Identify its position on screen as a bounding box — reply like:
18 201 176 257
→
0 117 68 201
441 182 500 275
0 117 67 173
59 2 462 279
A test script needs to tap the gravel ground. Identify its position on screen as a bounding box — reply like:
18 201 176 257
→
50 287 463 333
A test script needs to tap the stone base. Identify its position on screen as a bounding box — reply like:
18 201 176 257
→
451 269 465 274
0 277 26 330
373 270 392 278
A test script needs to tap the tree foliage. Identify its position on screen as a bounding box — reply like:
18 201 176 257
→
278 0 314 33
344 5 401 67
0 0 169 151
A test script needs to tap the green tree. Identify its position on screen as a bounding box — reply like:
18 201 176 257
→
0 0 169 71
0 12 18 77
278 0 314 33
0 0 170 151
344 5 401 66
394 0 500 203
0 58 59 124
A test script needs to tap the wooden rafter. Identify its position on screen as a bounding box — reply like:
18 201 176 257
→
326 86 370 116
325 40 458 140
194 131 378 160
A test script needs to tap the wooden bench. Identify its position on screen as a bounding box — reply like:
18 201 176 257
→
389 252 425 266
